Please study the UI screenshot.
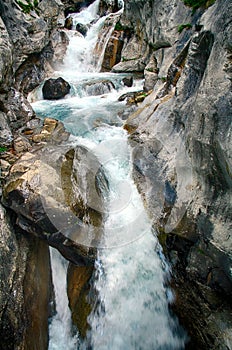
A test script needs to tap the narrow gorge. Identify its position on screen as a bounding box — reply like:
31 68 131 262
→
0 0 231 349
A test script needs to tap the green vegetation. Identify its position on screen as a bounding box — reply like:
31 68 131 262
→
16 0 39 14
0 146 7 153
198 248 206 255
182 0 216 11
145 68 154 72
178 23 192 33
121 56 139 62
115 21 123 31
114 21 132 32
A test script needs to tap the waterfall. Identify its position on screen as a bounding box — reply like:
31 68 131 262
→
49 248 78 350
32 0 188 349
80 127 187 349
56 0 123 76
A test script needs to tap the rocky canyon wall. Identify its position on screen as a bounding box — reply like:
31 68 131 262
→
114 0 232 348
0 1 67 348
0 0 231 349
0 3 109 347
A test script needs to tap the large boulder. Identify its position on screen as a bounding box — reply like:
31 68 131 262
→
2 120 108 265
42 77 71 100
122 76 133 87
82 79 115 96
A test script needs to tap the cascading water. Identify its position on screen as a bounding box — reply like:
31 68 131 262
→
32 1 187 348
49 248 78 350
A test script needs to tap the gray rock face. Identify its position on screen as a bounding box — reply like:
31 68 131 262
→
0 0 67 130
122 0 232 348
98 0 123 16
0 2 71 348
2 122 107 265
5 88 36 131
0 0 64 73
63 0 95 17
0 204 51 350
0 17 12 92
0 112 13 146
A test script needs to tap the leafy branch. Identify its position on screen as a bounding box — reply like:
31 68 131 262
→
16 0 39 15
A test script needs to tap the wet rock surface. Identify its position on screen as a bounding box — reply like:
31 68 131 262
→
82 79 115 96
101 29 124 71
0 204 52 350
98 0 122 16
76 22 88 36
67 263 94 339
63 0 95 17
42 77 71 100
2 118 107 265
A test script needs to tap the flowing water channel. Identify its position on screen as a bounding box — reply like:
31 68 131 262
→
32 1 187 349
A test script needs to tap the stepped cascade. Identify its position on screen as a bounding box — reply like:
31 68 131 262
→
0 0 231 349
32 1 187 349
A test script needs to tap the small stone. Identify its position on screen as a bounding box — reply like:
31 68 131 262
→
23 129 34 136
122 76 133 87
43 118 58 133
32 134 48 143
64 17 73 30
76 23 88 37
13 136 31 154
0 159 11 179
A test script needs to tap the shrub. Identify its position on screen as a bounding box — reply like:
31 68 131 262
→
178 23 192 33
0 146 8 153
16 0 39 14
182 0 216 11
115 21 123 31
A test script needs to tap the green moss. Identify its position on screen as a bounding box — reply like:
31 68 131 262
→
178 23 192 33
198 248 206 255
115 21 123 31
145 68 154 72
0 146 7 153
182 0 216 11
114 21 132 33
122 56 139 62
